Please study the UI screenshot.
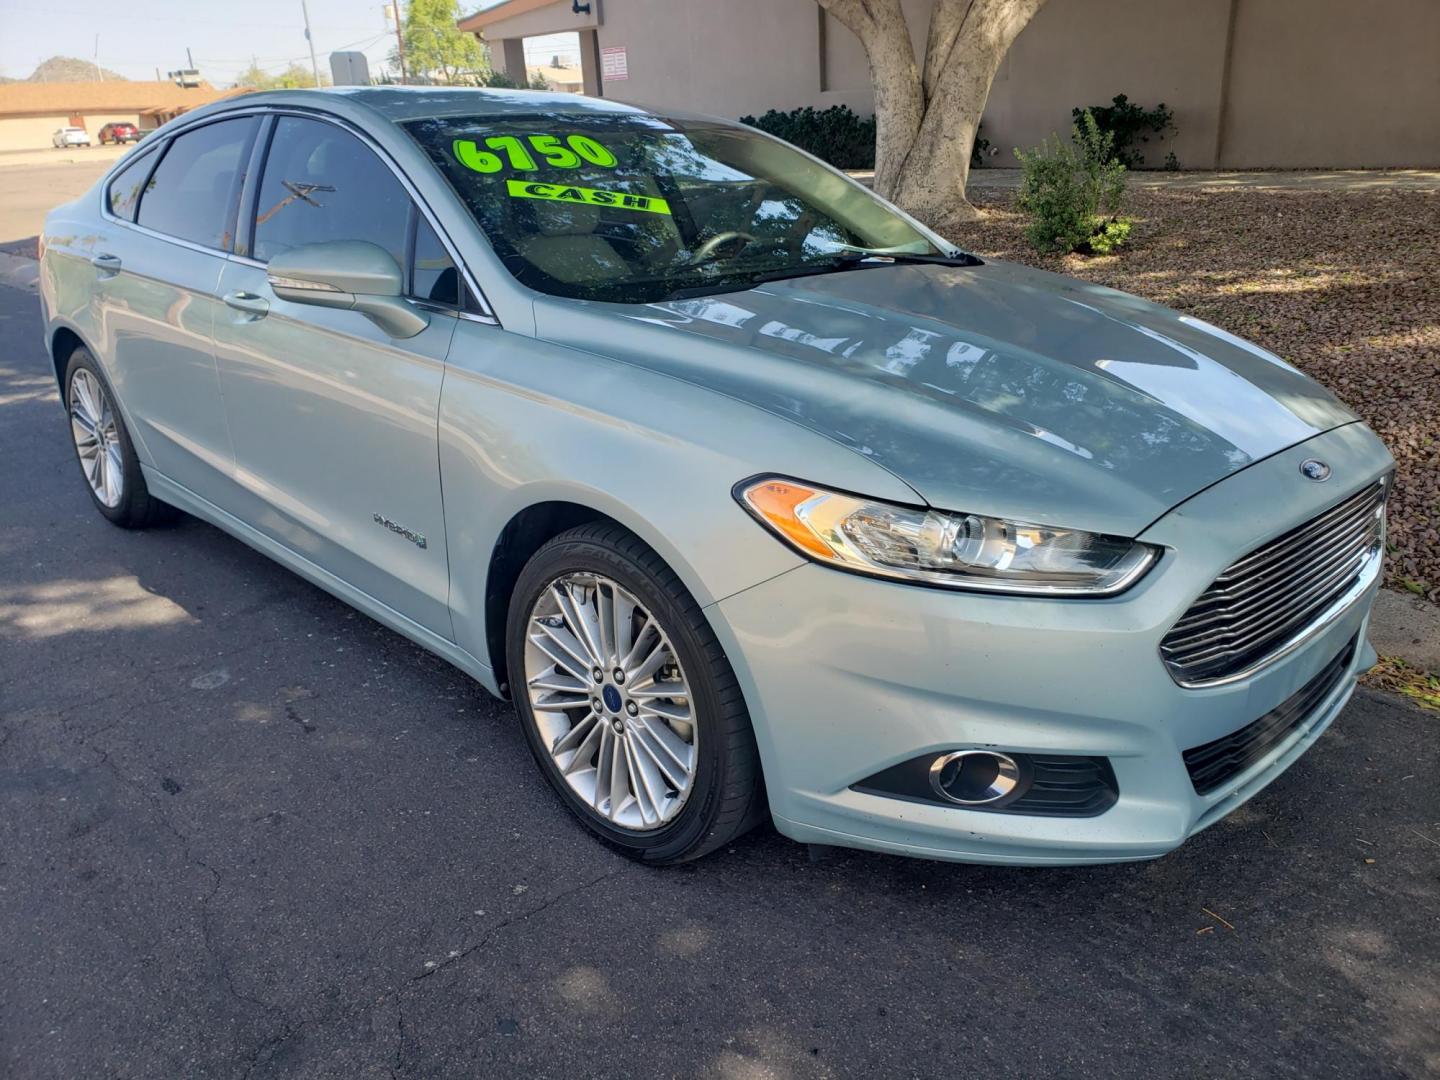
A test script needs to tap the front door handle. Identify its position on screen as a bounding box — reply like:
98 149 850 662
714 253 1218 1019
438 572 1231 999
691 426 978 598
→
90 253 121 275
223 291 270 320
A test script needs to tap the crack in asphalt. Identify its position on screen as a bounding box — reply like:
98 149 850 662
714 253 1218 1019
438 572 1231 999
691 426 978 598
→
411 867 626 985
70 712 284 1028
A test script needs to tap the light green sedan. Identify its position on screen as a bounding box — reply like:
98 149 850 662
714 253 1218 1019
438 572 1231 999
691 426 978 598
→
39 88 1393 865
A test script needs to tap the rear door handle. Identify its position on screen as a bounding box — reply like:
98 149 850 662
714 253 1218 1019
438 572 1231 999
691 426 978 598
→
223 291 270 319
90 253 121 275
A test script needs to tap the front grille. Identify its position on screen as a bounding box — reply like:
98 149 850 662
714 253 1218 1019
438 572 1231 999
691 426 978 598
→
1161 480 1385 686
1183 635 1356 795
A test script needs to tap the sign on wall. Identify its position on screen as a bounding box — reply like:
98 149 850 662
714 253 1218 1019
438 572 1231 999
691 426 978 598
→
601 46 629 82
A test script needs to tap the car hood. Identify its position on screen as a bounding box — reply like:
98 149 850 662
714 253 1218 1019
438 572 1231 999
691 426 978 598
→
532 260 1358 536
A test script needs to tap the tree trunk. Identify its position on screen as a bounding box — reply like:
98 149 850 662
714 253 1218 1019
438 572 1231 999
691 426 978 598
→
817 0 924 197
818 0 1048 228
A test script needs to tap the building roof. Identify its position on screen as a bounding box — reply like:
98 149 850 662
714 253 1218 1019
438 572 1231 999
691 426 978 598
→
456 0 560 33
0 80 236 119
529 65 584 89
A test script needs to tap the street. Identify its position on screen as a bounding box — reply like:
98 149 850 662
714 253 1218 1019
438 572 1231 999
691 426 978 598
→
0 282 1437 1078
0 153 120 253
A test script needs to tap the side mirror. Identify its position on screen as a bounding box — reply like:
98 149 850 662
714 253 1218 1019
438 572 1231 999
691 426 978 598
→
266 240 429 339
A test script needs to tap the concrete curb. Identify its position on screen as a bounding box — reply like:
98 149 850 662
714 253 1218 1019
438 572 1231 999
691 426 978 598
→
0 252 39 292
1370 589 1440 673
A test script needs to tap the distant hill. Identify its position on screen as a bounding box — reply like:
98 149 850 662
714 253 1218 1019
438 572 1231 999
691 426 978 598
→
26 56 128 83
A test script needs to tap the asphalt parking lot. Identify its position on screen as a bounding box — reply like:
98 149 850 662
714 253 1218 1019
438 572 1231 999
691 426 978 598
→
1 282 1437 1078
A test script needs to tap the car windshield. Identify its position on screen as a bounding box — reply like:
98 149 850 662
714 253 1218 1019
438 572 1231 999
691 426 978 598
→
405 111 961 303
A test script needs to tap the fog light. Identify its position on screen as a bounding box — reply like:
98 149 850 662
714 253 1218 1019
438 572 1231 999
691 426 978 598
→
928 751 1021 805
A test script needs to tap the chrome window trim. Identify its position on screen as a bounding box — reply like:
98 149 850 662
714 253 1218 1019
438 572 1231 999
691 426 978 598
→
98 103 501 326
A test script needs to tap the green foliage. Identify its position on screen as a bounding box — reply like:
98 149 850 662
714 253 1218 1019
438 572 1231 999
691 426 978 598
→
472 68 551 90
399 0 487 84
738 105 876 169
1015 111 1131 256
740 105 993 173
1071 94 1176 169
233 62 329 90
1087 218 1132 254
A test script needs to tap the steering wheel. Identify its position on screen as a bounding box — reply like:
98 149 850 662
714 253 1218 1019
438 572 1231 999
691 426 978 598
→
688 230 759 265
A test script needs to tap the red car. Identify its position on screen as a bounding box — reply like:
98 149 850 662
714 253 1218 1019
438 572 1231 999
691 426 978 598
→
97 122 140 145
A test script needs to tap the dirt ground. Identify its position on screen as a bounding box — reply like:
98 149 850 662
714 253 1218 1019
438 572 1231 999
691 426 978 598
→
951 185 1440 604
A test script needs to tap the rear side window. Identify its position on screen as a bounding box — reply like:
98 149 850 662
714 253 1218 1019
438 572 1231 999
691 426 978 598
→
137 117 257 250
106 150 155 221
251 116 411 269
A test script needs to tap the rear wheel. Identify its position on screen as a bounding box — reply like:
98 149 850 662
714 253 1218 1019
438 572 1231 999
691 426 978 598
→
507 523 766 864
64 347 174 528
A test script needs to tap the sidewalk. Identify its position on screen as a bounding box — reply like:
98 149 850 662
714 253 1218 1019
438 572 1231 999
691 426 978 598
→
0 144 132 169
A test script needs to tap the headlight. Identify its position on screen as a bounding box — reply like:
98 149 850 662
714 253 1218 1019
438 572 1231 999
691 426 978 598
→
736 477 1158 597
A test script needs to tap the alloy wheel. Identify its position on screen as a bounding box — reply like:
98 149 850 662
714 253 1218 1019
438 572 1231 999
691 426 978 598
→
523 572 698 831
69 368 124 508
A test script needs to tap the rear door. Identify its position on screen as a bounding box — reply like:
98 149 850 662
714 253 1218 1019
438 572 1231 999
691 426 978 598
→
211 114 460 637
96 116 258 497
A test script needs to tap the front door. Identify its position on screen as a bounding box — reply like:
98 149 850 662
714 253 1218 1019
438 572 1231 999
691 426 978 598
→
211 115 459 637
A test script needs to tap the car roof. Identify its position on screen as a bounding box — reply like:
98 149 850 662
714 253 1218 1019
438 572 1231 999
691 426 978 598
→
193 86 734 131
241 86 654 122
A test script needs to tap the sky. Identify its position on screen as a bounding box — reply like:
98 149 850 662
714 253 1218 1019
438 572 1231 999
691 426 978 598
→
0 0 578 87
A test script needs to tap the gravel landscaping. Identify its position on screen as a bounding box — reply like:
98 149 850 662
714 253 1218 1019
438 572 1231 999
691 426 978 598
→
950 187 1440 604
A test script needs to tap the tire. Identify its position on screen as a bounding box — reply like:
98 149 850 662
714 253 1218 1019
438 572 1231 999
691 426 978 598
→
63 347 175 528
506 522 766 864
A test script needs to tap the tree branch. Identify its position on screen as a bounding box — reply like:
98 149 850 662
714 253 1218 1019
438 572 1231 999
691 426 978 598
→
817 0 924 196
894 0 1050 225
923 0 975 100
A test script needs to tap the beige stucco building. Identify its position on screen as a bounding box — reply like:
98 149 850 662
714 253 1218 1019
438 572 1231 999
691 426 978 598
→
0 81 236 152
460 0 1440 169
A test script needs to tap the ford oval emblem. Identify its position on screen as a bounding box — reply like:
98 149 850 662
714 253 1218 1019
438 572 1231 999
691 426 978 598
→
1300 459 1332 482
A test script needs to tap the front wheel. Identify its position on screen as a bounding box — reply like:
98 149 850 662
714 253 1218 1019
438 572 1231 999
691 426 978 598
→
506 523 766 864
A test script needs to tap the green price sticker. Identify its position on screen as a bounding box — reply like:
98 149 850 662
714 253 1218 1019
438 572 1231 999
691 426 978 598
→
453 133 618 173
505 179 672 216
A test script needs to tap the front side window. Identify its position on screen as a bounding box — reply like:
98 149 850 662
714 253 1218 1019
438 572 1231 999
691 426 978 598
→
252 116 411 270
136 117 256 249
411 216 460 307
405 112 949 303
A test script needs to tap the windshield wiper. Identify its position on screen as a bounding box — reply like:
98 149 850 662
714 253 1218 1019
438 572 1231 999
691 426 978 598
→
829 249 983 268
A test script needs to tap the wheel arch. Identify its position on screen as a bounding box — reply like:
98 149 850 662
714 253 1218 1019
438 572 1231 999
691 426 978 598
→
49 323 89 391
479 495 733 700
484 500 616 694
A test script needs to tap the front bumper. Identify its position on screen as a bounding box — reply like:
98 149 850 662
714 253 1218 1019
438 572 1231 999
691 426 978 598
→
709 423 1392 865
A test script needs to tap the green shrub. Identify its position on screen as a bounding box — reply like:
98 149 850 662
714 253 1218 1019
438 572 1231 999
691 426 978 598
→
738 105 876 169
1014 110 1131 256
1071 94 1176 169
971 123 994 169
740 105 994 173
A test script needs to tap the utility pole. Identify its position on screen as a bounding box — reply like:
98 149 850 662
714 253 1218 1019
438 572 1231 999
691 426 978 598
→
301 0 322 87
388 3 408 85
93 34 102 81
